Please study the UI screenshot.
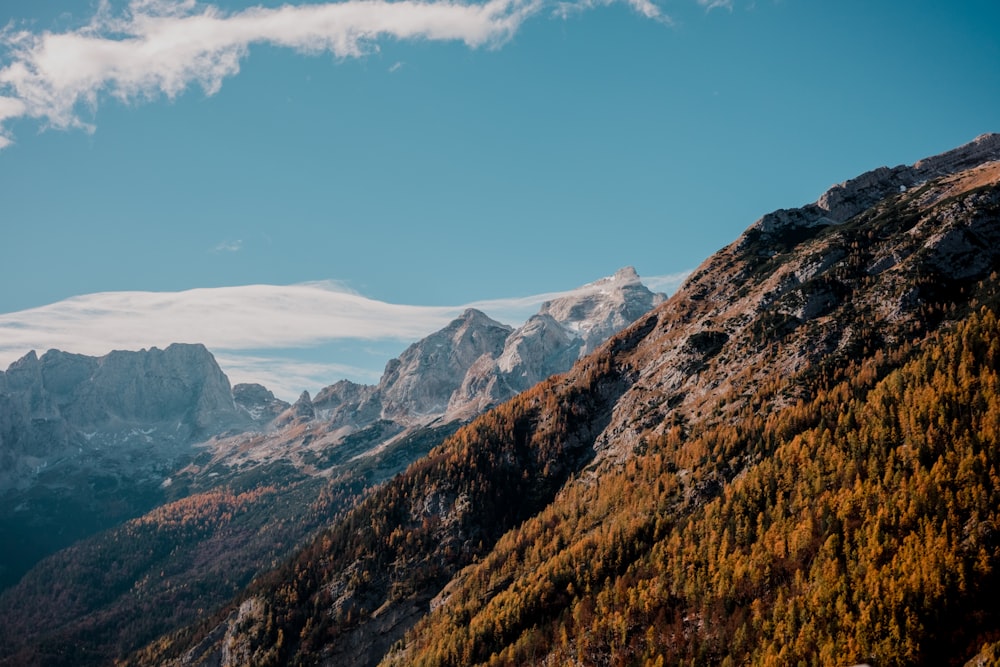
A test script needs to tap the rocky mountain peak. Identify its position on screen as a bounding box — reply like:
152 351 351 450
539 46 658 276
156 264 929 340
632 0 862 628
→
913 131 1000 176
1 343 240 436
293 391 314 417
538 265 665 353
457 307 496 324
281 269 666 435
744 133 1000 249
377 310 513 422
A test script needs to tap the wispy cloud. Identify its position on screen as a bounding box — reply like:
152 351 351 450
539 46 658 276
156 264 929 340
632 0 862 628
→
0 282 462 358
553 0 668 23
213 352 384 401
643 270 691 293
0 272 685 399
0 0 686 147
388 61 405 73
213 239 243 253
697 0 733 11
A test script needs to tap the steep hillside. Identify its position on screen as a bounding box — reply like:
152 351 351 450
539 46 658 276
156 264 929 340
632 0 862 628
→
120 135 1000 667
389 304 1000 667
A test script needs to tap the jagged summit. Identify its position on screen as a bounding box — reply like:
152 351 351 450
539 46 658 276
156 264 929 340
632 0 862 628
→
566 265 642 290
377 309 513 421
749 132 1000 241
538 265 664 350
913 131 1000 175
291 269 665 428
456 307 497 322
0 343 240 439
233 382 290 424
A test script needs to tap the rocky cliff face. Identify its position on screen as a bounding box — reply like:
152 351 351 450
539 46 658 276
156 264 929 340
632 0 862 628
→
233 383 290 425
0 343 250 590
751 132 1000 238
378 309 514 422
0 343 246 488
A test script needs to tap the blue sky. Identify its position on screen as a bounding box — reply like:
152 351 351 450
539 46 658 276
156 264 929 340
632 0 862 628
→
0 0 998 397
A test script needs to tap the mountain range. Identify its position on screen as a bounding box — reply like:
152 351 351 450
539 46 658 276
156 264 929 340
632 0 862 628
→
0 266 663 595
2 133 1000 666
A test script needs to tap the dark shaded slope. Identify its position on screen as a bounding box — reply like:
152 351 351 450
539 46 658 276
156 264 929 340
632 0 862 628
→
0 344 248 591
0 468 358 667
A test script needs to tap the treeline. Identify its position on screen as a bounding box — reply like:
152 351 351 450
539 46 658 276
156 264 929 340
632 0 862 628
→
387 308 1000 667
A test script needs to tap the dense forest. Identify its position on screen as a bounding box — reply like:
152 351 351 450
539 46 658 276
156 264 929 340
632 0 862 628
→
387 306 1000 666
121 347 637 666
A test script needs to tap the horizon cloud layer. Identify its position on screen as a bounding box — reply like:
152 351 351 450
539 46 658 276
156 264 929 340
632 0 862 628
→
0 272 689 400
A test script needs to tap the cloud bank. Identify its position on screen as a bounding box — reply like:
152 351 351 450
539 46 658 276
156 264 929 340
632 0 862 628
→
0 0 671 147
0 273 687 399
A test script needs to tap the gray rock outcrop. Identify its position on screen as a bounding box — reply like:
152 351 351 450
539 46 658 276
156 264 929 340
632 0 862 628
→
378 309 513 422
746 132 1000 243
233 383 291 425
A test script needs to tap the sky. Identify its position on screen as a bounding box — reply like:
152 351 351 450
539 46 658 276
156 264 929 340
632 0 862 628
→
0 0 998 398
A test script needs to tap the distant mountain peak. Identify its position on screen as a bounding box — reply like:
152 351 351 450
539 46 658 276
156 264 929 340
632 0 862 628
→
538 266 666 350
446 267 665 419
458 307 494 322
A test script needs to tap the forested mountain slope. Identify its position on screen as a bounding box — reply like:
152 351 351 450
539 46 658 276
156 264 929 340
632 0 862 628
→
116 135 1000 667
388 304 1000 667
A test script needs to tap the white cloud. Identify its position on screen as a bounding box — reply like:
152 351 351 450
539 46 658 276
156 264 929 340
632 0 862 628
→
0 282 462 360
0 282 465 399
213 239 243 252
624 0 668 20
552 0 669 23
388 60 405 73
643 270 691 293
0 0 682 146
0 0 540 142
698 0 733 11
